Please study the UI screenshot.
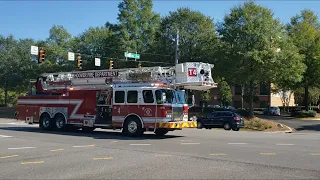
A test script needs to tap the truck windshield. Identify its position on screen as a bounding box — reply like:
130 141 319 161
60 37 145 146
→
155 89 186 104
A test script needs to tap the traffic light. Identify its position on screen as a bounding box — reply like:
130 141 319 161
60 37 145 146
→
38 49 45 63
138 62 141 68
77 55 82 69
109 60 113 69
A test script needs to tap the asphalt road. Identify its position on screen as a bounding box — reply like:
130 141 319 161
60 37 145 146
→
257 115 320 132
0 119 319 179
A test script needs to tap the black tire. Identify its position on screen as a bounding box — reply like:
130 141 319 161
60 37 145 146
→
82 127 96 132
54 114 66 131
39 113 52 130
155 129 168 136
223 122 231 130
123 117 143 137
232 127 240 131
197 121 203 129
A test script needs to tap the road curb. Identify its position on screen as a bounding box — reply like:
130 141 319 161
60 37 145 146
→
283 124 295 133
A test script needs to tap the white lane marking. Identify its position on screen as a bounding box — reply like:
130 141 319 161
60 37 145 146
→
276 143 295 146
210 153 227 156
155 154 173 157
50 149 64 152
8 147 36 150
129 144 151 146
228 143 247 145
73 145 96 148
260 153 277 155
180 143 200 145
0 135 13 138
21 161 44 165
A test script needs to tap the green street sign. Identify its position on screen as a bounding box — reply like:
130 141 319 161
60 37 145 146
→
124 52 140 59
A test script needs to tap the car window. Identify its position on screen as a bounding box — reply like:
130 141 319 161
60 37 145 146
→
223 112 233 117
234 113 242 118
207 112 217 118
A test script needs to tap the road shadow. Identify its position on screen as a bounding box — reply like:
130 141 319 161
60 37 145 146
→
0 126 184 140
295 124 320 131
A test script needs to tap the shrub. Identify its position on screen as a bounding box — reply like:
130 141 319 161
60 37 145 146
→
236 109 250 117
244 118 272 131
292 110 316 118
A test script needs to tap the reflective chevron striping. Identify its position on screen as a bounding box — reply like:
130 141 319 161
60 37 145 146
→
159 122 197 129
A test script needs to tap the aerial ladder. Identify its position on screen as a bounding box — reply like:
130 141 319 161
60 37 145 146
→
33 62 217 95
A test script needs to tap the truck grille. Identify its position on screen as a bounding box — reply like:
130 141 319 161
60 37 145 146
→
172 106 183 121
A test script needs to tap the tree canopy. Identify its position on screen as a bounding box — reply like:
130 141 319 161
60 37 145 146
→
0 0 318 113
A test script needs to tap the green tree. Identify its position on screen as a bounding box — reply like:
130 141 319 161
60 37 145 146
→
287 10 320 110
34 25 75 74
153 7 218 64
217 1 304 117
216 78 232 106
117 0 160 53
0 35 34 106
200 90 211 112
74 26 122 70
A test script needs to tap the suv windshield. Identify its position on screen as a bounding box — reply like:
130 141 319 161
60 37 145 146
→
155 89 186 104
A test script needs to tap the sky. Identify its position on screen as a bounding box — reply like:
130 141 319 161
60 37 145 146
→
1 0 320 41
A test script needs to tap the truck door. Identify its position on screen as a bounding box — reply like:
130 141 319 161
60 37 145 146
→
95 90 112 125
140 89 156 128
112 90 127 124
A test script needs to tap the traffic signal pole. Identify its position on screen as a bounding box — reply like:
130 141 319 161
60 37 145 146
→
175 29 179 65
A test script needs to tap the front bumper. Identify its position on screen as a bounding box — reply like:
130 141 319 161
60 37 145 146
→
232 121 245 128
158 121 197 129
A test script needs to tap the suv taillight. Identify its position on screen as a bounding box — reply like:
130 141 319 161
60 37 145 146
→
234 117 241 121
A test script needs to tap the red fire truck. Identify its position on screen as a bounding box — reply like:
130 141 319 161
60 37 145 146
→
17 62 217 136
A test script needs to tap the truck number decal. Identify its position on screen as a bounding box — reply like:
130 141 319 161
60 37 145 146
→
188 68 197 76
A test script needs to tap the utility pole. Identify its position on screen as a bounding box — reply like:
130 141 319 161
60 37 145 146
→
175 29 179 64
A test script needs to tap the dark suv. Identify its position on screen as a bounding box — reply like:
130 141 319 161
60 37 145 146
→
197 111 244 131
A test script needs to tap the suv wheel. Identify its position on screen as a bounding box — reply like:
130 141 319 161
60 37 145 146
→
197 121 203 129
223 123 231 130
232 127 240 131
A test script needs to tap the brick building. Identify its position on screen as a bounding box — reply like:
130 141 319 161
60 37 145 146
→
193 83 295 108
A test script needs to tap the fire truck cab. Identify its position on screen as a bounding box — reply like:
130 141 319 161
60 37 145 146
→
17 62 217 136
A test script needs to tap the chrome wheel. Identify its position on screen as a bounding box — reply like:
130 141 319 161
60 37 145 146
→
42 117 51 128
55 117 64 129
128 121 138 134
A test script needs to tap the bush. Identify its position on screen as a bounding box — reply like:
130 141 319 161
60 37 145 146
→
292 110 317 118
236 109 250 117
244 119 266 131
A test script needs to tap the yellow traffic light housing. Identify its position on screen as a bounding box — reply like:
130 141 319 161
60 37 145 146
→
38 49 45 63
77 55 82 69
109 60 113 69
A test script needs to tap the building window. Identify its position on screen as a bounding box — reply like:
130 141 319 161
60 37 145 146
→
260 101 268 108
235 85 242 95
260 83 270 95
